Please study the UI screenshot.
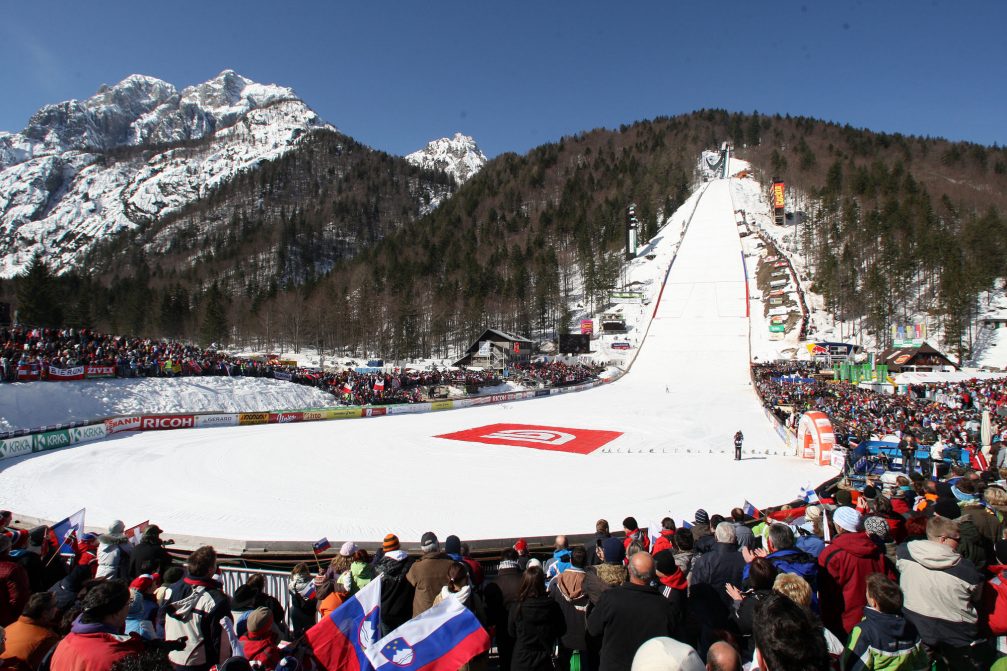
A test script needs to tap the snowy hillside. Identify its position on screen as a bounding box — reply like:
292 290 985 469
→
405 132 487 185
0 71 333 277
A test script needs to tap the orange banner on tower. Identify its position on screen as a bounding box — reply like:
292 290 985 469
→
772 182 785 209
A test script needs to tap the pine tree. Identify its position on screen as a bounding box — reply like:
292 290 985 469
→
15 252 63 327
201 282 229 346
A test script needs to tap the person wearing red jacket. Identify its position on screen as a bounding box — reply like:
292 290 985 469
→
981 540 1007 654
0 536 28 628
50 580 143 671
74 534 99 579
650 518 676 556
817 506 896 637
238 607 282 670
622 517 650 555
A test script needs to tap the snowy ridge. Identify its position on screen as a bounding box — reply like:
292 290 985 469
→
405 132 487 185
0 71 333 277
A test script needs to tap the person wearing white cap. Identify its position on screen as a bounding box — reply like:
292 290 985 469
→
816 506 895 638
631 636 705 671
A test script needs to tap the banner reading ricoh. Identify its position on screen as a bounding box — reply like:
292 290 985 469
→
0 436 33 460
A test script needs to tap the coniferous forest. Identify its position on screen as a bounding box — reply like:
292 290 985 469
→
4 110 1007 362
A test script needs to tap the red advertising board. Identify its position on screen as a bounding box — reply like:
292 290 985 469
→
772 182 785 209
16 363 40 381
268 411 304 424
580 320 594 335
436 423 622 455
139 415 195 430
105 416 141 434
85 365 115 378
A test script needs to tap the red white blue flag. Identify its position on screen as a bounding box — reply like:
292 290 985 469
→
51 508 86 557
313 537 331 554
306 575 382 671
742 500 761 519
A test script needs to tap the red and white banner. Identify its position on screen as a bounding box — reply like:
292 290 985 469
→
268 411 303 424
124 520 149 545
105 416 141 434
16 363 41 381
85 365 115 378
48 366 85 381
437 423 623 455
139 415 195 431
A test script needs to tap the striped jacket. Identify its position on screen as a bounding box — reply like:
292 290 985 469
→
895 539 984 648
841 607 929 671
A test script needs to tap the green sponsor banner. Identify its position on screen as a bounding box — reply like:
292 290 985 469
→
0 436 33 459
33 429 71 452
769 323 786 333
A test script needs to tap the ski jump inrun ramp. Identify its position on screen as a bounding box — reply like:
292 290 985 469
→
0 179 832 546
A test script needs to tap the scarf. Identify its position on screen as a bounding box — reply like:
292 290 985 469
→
439 584 471 606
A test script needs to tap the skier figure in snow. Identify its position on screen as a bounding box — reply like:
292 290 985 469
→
734 430 744 461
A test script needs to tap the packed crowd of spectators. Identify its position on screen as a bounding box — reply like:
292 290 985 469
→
7 457 1007 671
753 362 1007 454
0 327 602 407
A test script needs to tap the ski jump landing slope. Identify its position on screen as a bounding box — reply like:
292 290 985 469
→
0 180 833 546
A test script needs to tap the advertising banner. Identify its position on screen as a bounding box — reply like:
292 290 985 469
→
769 323 786 333
105 416 141 434
195 414 239 428
609 291 645 304
269 411 304 424
431 400 454 411
140 415 195 431
477 341 491 356
273 371 293 381
239 412 270 425
0 436 33 460
48 366 85 381
69 424 107 444
33 429 71 452
580 320 594 335
85 366 115 378
891 323 927 348
772 181 785 209
387 404 430 415
362 406 388 417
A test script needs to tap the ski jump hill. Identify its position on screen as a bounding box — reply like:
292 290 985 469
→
0 179 834 550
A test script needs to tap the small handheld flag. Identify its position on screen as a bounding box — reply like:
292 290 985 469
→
124 520 150 545
800 485 820 505
51 508 86 557
742 500 760 519
313 537 331 554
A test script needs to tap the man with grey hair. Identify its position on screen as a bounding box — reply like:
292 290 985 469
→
688 521 745 657
405 532 453 616
587 552 678 671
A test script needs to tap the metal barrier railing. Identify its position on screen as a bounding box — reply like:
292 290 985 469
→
217 566 299 632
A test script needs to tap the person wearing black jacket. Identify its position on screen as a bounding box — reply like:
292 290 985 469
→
726 557 778 658
129 526 172 578
586 553 678 671
484 549 524 671
373 535 414 636
508 565 565 671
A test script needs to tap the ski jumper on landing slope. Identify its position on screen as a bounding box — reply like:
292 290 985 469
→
734 431 743 461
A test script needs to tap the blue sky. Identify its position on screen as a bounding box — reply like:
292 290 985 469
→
1 1 1003 158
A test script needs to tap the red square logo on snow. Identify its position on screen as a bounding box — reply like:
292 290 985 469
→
436 423 621 454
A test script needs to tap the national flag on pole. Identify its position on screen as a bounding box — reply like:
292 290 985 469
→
305 575 382 671
373 378 385 392
364 594 490 671
800 485 820 505
124 521 149 545
742 500 761 519
313 537 331 554
51 508 86 557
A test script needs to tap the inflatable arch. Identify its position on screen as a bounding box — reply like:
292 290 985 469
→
796 411 835 466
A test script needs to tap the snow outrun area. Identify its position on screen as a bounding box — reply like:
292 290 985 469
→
0 377 340 433
0 178 837 545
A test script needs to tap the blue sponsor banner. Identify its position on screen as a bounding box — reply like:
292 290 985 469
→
354 367 383 374
273 371 293 381
534 389 551 397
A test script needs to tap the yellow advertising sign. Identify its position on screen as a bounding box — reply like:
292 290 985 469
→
431 400 454 411
238 412 269 425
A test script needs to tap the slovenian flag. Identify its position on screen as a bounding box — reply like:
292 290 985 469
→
742 500 760 519
364 594 490 671
51 508 86 557
800 485 820 505
313 537 331 554
306 575 382 671
301 581 318 600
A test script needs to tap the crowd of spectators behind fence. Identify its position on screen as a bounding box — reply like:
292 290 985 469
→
0 327 602 407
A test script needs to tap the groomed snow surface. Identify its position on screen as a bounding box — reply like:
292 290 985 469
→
0 179 836 545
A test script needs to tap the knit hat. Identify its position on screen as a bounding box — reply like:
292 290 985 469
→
631 636 705 671
383 534 400 553
339 541 357 557
246 607 274 634
804 505 823 522
933 498 962 520
130 575 154 593
513 538 528 554
527 558 542 569
653 550 678 577
445 535 462 556
81 532 98 543
602 537 625 564
421 532 439 552
862 485 878 501
835 490 853 507
833 506 863 533
142 525 163 541
863 516 889 541
694 509 710 527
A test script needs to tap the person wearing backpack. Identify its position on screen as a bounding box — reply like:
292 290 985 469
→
159 546 232 671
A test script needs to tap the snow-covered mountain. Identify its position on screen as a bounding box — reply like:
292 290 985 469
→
405 132 487 185
0 71 333 277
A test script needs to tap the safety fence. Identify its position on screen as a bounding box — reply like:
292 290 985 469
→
218 566 296 632
0 374 622 463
